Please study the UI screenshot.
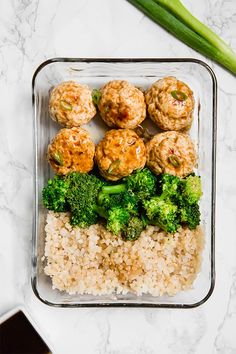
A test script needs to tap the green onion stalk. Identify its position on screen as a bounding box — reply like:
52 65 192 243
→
127 0 236 75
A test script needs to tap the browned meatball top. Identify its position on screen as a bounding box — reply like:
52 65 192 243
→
146 131 197 177
95 129 146 181
47 127 95 175
145 76 194 131
49 81 96 127
98 80 146 129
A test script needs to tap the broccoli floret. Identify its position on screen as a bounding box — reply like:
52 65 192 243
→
96 189 138 235
42 175 69 212
97 189 138 215
97 192 123 209
66 172 104 228
143 196 179 233
96 202 131 236
142 173 202 232
122 216 144 241
179 202 200 229
143 196 172 220
42 172 104 227
147 217 179 233
125 168 157 200
98 169 151 218
106 207 130 235
157 174 181 201
42 168 202 235
181 175 202 205
122 191 139 215
101 168 157 202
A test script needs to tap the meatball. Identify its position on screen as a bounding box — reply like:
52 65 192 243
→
145 76 194 131
49 81 96 127
95 129 146 181
98 80 146 129
47 127 95 175
146 131 197 177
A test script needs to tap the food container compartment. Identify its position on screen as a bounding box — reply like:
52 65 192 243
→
32 58 216 308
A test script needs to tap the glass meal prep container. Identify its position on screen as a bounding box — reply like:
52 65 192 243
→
32 58 216 308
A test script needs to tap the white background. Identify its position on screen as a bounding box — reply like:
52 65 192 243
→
0 0 236 353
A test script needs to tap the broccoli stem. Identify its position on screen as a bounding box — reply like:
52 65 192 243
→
147 218 161 227
94 205 108 219
140 214 149 227
147 218 178 233
101 184 126 195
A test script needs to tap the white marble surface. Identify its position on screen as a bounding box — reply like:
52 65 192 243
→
0 0 236 353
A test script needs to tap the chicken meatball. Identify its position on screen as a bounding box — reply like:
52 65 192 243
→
95 129 146 181
146 131 197 177
98 80 146 129
47 127 95 175
145 76 194 131
49 81 96 127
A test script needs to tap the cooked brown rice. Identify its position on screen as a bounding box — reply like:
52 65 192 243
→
44 211 204 296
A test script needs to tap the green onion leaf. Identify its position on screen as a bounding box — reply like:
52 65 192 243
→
168 154 181 167
60 100 72 111
92 89 102 105
171 90 187 101
107 159 121 174
52 152 64 166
